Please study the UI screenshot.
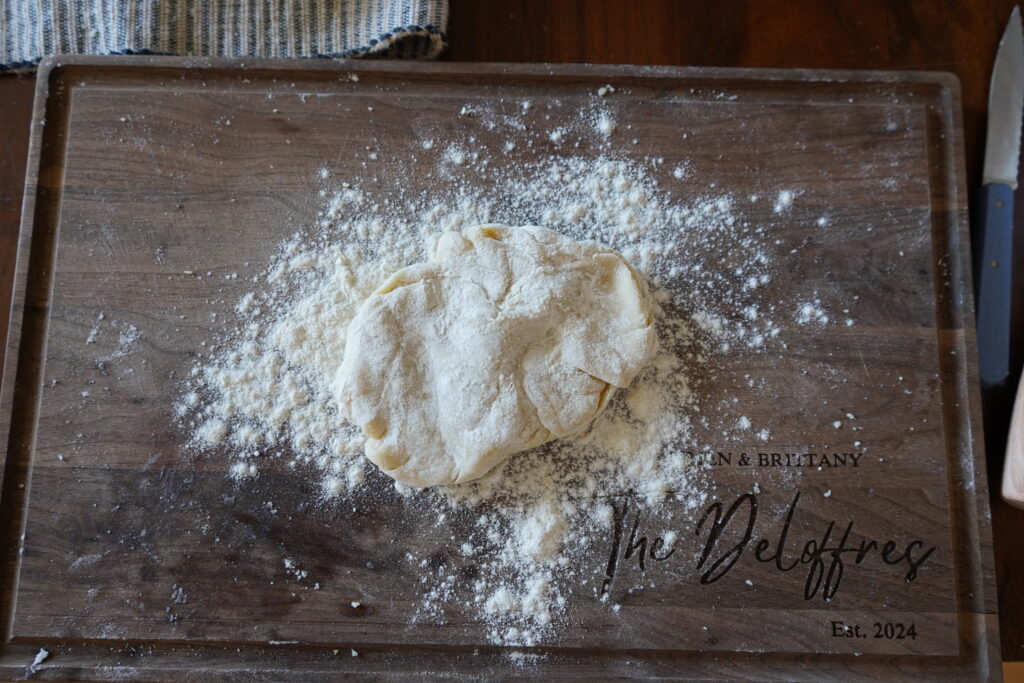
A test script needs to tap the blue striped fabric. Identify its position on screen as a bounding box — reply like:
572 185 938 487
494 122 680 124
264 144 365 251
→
1 0 448 70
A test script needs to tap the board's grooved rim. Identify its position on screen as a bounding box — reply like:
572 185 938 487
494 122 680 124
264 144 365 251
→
921 84 988 673
0 60 53 643
934 78 1002 678
0 59 73 646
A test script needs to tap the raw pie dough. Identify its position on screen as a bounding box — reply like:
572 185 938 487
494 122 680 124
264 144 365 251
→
334 224 656 487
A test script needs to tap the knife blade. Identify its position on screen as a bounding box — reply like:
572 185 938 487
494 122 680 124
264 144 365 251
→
976 5 1024 390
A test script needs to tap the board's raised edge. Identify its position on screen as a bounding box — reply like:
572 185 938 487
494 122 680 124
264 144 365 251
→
0 56 65 646
21 53 984 87
0 62 54 522
927 70 1003 681
0 56 999 680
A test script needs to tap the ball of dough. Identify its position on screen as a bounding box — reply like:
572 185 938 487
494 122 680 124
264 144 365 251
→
334 224 656 487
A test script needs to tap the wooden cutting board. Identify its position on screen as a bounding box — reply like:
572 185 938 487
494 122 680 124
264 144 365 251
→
0 56 999 680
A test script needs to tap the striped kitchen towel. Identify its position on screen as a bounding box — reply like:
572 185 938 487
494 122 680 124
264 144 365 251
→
1 0 448 71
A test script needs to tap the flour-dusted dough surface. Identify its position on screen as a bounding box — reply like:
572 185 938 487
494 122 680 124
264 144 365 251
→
334 224 656 487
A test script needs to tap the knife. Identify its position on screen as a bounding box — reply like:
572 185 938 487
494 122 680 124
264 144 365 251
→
976 5 1023 391
982 7 1024 508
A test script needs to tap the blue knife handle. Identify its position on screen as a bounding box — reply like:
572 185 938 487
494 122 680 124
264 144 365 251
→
975 182 1015 389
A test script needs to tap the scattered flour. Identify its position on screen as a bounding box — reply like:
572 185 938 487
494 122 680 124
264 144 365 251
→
773 189 796 213
595 114 617 136
169 584 187 604
176 101 797 648
796 300 829 324
31 648 49 669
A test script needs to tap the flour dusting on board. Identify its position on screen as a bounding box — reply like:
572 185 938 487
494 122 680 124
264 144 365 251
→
177 95 803 646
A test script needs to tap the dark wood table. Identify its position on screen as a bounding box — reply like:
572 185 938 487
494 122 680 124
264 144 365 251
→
1 0 1022 668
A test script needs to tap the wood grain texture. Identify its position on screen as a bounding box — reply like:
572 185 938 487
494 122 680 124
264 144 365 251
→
445 0 1007 201
0 55 998 680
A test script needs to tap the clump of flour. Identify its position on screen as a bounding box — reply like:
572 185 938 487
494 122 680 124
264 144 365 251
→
178 109 781 646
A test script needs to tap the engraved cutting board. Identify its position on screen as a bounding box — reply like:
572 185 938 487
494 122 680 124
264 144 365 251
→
0 57 999 680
